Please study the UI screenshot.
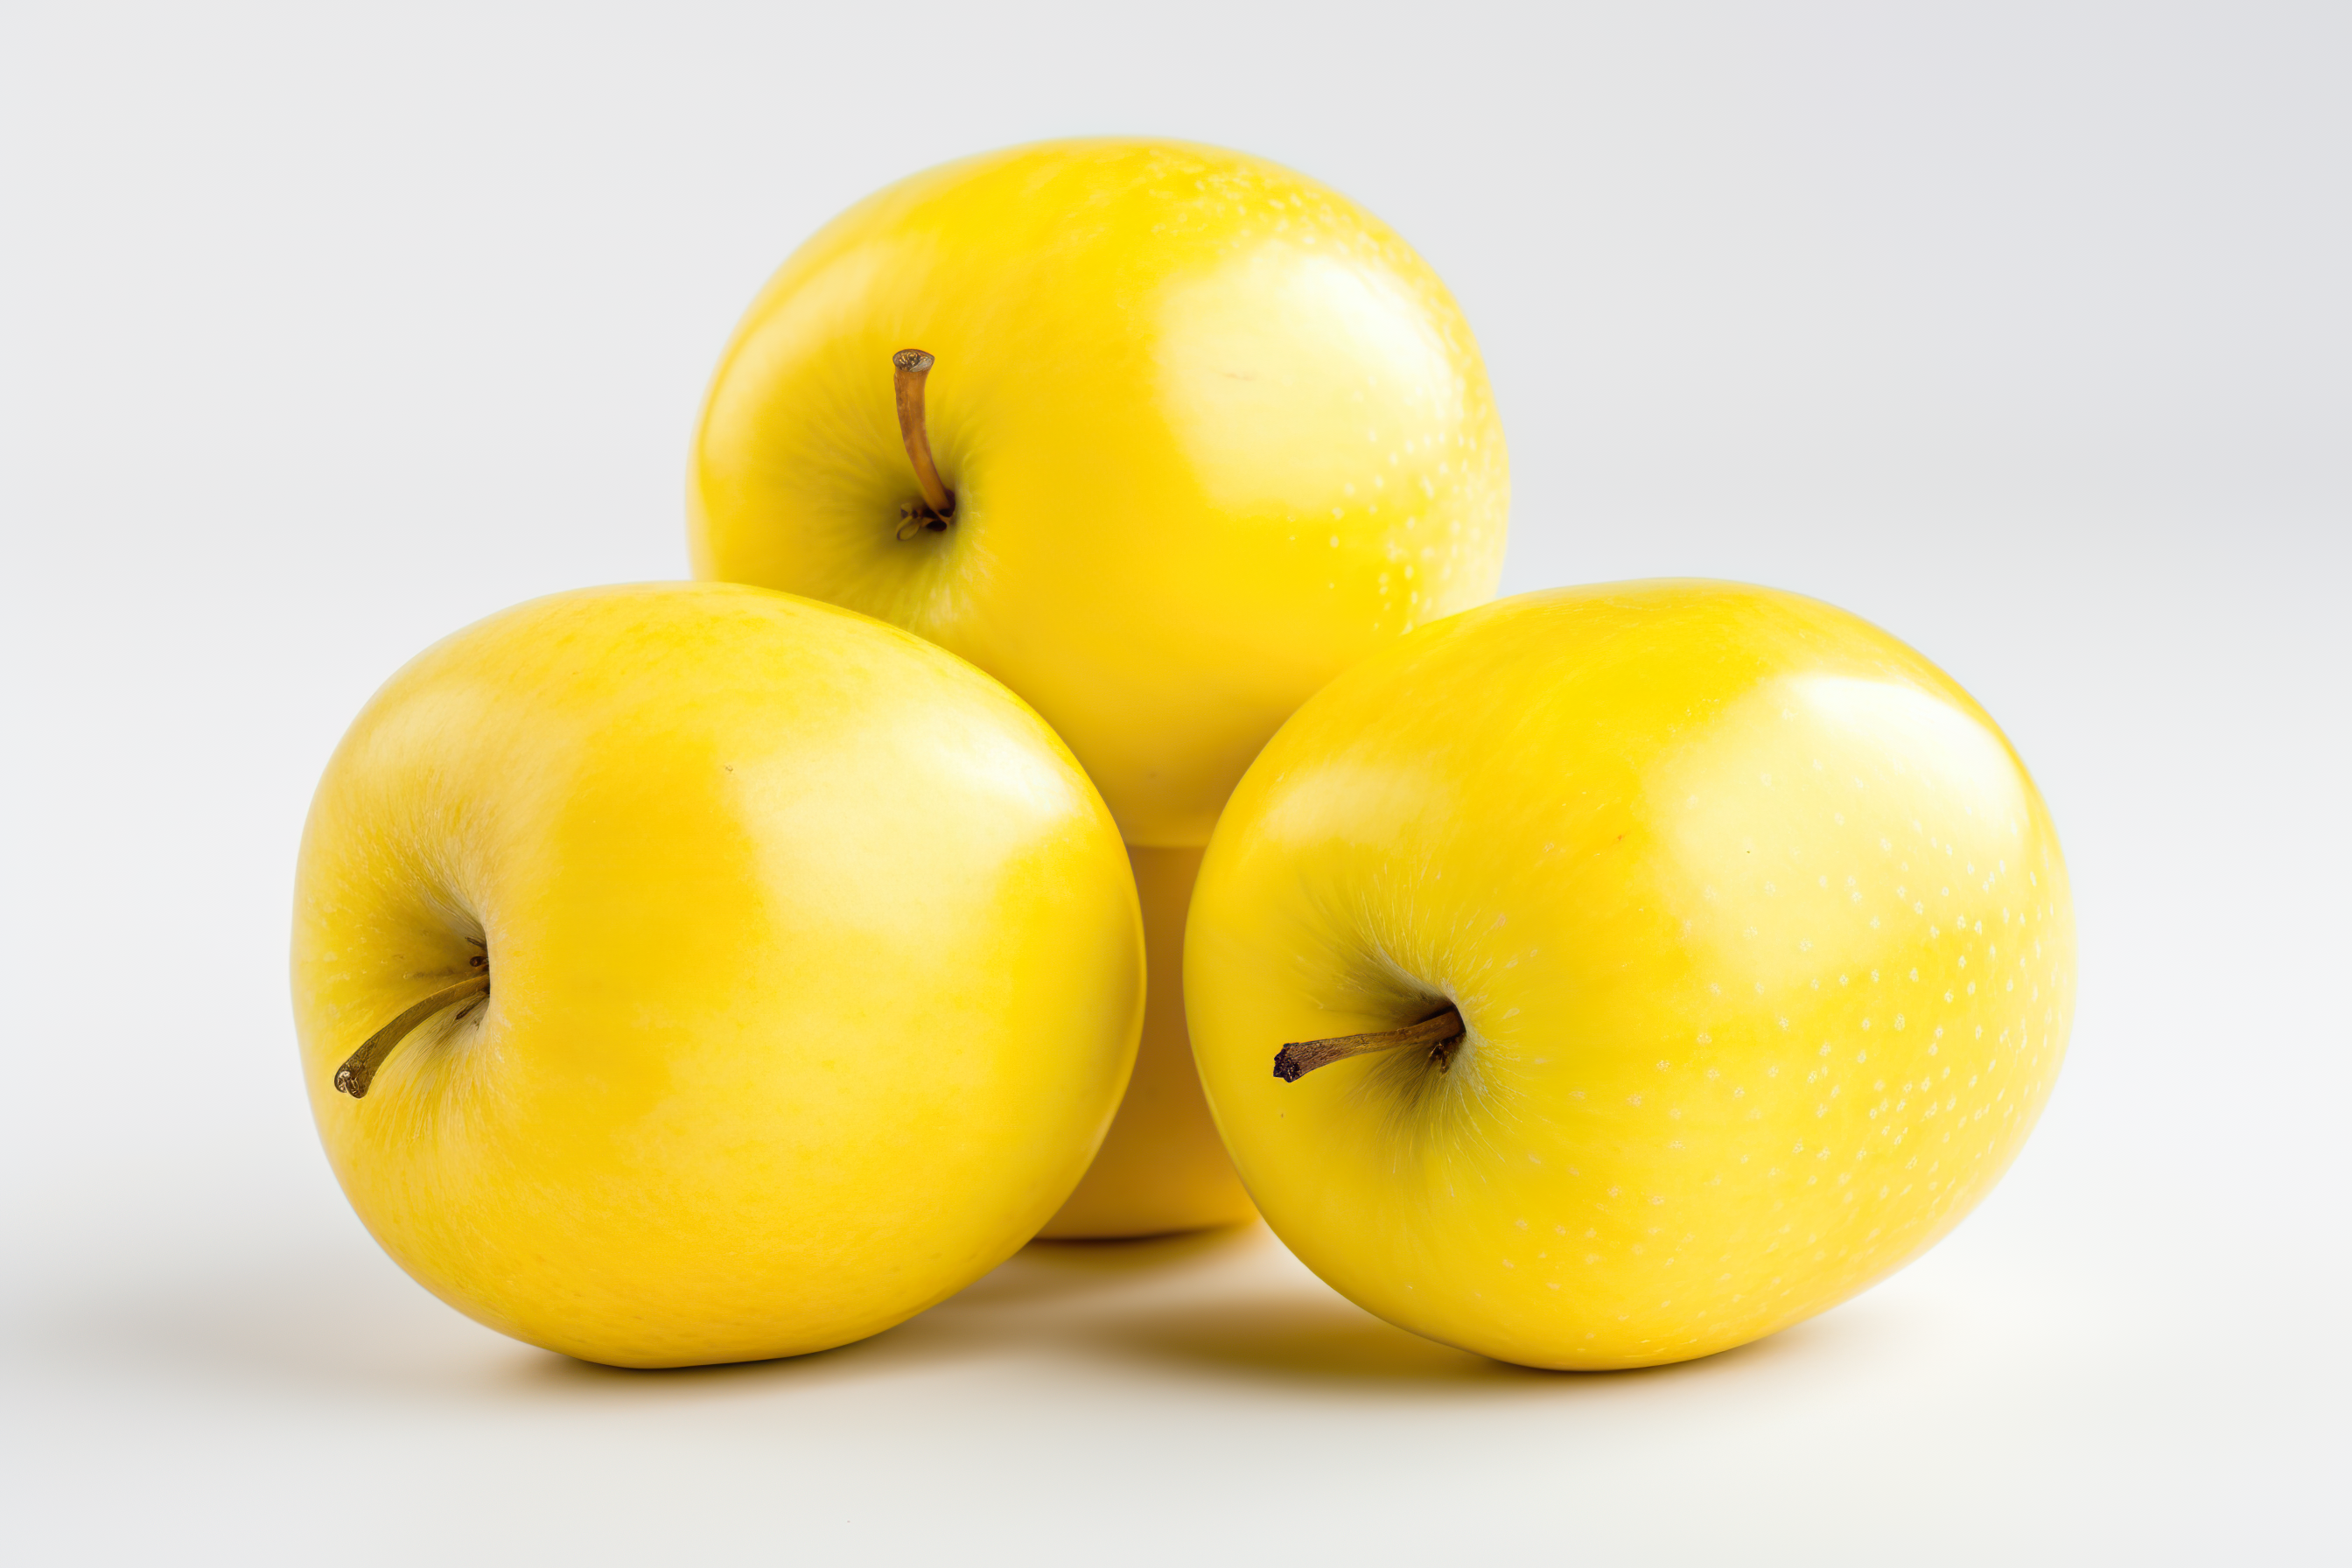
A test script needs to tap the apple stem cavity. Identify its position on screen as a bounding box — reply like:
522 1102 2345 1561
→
332 966 490 1099
891 349 956 540
1273 1005 1465 1082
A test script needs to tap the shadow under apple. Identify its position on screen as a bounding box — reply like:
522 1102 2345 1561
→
1085 1289 1885 1393
961 1222 1263 1301
501 1227 1274 1395
1096 1293 1532 1385
38 1217 1886 1410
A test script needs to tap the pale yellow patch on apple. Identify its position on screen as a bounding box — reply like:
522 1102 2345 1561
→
1039 846 1256 1239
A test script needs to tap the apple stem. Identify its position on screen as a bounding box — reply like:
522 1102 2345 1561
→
333 965 489 1099
892 349 956 538
1273 1005 1465 1082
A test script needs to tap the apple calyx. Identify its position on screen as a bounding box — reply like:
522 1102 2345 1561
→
1272 1005 1466 1082
332 956 489 1099
891 349 956 540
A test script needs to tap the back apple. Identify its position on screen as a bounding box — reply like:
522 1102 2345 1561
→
690 137 1508 846
1186 582 2075 1369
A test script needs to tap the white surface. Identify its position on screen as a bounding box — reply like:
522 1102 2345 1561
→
4 3 2346 1562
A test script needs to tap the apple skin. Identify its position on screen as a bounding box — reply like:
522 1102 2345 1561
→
1186 582 2074 1370
1038 846 1256 1238
291 583 1142 1368
689 137 1508 846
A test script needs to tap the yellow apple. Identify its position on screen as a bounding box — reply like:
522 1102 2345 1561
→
1038 846 1255 1238
290 582 1142 1368
689 136 1508 847
1186 582 2075 1369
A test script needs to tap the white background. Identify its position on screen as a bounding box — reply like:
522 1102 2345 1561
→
4 3 2346 1562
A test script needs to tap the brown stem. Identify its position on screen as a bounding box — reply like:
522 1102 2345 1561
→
1273 1004 1465 1083
892 349 955 536
333 970 489 1099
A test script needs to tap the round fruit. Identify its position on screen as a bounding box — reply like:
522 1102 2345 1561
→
690 138 1508 845
1186 582 2074 1369
292 582 1142 1367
